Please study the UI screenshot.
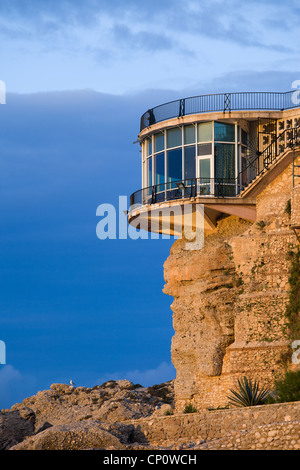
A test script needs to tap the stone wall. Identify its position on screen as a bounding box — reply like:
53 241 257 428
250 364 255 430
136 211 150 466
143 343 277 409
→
292 183 300 228
129 401 300 450
163 157 300 411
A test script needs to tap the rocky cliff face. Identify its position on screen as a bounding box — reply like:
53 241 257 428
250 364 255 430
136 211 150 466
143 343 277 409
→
163 159 300 411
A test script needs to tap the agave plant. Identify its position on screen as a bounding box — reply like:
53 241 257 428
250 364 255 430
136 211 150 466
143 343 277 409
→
227 376 271 407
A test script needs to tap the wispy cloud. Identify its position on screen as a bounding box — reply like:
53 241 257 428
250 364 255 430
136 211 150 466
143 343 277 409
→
95 362 176 387
0 1 299 95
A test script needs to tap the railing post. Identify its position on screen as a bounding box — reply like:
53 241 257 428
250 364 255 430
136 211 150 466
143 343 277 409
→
224 93 231 112
179 98 185 117
151 185 156 204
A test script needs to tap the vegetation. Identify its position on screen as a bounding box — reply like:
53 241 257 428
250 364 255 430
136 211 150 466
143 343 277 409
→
227 376 271 407
267 370 300 404
285 199 292 216
285 248 300 339
183 403 197 413
256 220 266 229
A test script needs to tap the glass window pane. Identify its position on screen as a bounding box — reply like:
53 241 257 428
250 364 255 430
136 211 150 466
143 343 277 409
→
198 143 212 156
241 129 248 146
155 132 165 152
197 122 212 142
214 143 235 179
199 158 211 178
155 152 165 185
147 157 152 187
145 138 152 157
214 122 235 142
184 125 195 144
184 146 196 179
167 128 182 148
167 148 182 182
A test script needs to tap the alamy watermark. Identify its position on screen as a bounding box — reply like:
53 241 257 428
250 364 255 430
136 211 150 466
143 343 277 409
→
292 80 300 105
0 341 6 364
96 196 204 250
0 80 6 105
292 340 300 365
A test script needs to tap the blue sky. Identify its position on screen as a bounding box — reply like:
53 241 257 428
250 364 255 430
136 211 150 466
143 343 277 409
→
0 0 299 408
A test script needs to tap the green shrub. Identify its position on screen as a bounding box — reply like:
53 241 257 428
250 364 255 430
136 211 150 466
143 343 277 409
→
256 220 266 229
268 370 300 403
183 403 197 413
227 376 271 407
285 199 291 216
286 249 300 339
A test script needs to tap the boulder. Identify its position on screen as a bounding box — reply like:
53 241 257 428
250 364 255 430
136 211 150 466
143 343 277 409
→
9 421 126 450
0 406 35 450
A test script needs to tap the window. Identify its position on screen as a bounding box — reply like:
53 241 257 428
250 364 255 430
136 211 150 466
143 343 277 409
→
198 143 212 156
214 143 235 179
147 157 152 187
214 122 235 142
141 121 244 195
184 146 196 179
167 128 182 148
241 129 248 146
148 138 152 156
198 122 212 142
184 125 195 145
199 158 211 178
155 132 164 152
167 148 182 183
155 152 165 186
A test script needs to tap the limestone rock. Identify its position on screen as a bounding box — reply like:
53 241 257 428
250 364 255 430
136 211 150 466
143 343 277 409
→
151 404 174 417
5 379 174 448
0 406 35 450
9 421 127 450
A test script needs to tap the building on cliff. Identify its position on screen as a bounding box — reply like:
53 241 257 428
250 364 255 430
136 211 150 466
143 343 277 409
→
128 91 300 411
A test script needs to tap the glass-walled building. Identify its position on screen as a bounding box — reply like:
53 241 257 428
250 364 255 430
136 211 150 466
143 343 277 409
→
142 121 248 197
129 91 300 214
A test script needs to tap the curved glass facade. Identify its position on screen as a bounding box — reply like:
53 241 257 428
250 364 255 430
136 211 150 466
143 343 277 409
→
142 121 248 196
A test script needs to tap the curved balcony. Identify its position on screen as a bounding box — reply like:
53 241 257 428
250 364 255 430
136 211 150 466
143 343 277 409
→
130 125 300 210
140 91 299 131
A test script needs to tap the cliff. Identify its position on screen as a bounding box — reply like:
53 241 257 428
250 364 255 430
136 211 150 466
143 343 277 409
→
164 156 300 411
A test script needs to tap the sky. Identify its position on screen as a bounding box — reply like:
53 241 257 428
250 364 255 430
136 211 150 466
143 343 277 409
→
0 0 300 409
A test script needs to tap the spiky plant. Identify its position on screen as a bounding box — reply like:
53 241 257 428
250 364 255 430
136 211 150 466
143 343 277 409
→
183 403 197 413
227 376 271 407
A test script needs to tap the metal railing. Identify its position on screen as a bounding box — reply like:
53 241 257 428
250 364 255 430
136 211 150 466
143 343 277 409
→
237 125 300 190
130 178 240 209
129 126 300 209
140 91 299 131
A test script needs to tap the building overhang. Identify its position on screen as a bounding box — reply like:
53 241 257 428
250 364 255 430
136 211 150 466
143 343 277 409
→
128 197 256 235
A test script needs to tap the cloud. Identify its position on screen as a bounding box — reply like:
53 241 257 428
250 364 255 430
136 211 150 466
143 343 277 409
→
0 365 37 409
95 362 176 387
112 24 174 53
0 0 298 95
0 0 296 55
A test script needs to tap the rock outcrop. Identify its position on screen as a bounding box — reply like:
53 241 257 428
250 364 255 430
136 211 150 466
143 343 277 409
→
0 406 35 450
9 421 129 450
1 380 174 450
